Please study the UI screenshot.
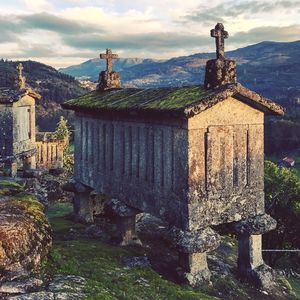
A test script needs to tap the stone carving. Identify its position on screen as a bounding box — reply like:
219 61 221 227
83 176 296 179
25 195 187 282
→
97 48 121 91
204 23 237 90
16 63 26 90
211 23 228 60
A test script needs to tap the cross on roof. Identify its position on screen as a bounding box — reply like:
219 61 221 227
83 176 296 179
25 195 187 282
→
100 48 119 73
17 63 23 76
211 23 228 60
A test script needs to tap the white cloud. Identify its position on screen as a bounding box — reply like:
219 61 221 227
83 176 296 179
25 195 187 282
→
22 0 54 12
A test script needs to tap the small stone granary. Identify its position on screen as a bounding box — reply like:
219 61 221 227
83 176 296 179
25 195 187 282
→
63 24 284 287
0 63 40 176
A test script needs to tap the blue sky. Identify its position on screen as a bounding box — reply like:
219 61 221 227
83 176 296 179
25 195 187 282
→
0 0 299 68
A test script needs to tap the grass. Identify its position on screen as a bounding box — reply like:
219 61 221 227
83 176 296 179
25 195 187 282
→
46 203 216 300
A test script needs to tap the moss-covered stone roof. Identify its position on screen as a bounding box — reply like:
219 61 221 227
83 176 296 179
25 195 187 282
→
62 84 284 117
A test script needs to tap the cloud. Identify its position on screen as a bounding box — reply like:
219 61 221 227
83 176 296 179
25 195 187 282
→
231 25 300 45
63 32 208 51
21 0 53 12
0 1 300 68
21 13 98 35
181 0 300 24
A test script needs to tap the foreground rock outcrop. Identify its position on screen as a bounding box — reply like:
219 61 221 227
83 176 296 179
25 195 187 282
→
0 180 52 282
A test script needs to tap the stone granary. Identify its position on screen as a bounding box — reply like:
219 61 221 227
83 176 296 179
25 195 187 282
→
0 63 40 177
63 24 284 287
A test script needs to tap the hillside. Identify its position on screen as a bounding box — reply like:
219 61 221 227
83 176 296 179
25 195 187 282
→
60 41 300 109
0 60 87 131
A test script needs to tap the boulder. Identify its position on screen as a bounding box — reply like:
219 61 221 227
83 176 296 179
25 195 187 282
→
0 181 52 281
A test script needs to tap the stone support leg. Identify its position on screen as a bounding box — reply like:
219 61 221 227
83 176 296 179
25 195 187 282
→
104 198 141 246
178 252 211 286
63 181 94 224
228 214 277 288
237 234 273 288
23 155 36 171
4 161 18 177
170 226 220 287
73 191 94 224
112 214 140 246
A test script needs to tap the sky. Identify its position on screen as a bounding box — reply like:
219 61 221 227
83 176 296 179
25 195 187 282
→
0 0 299 68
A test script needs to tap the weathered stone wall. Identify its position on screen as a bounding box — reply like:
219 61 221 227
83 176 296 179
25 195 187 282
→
74 113 189 229
12 95 36 157
0 104 13 158
187 97 265 230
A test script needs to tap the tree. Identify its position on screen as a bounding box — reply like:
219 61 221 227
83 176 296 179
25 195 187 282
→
54 116 70 147
263 161 300 266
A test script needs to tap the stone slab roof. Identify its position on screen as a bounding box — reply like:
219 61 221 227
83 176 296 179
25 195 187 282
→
0 88 41 104
62 83 284 118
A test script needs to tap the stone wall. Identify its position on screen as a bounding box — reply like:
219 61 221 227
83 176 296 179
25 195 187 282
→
36 132 64 169
187 97 265 230
74 113 189 229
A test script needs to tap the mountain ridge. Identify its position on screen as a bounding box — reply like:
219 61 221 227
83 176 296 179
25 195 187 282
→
59 40 300 108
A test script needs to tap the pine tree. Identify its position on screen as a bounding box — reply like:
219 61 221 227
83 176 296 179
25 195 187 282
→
54 116 70 147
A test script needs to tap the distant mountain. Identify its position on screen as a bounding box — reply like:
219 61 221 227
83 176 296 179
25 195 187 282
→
0 60 87 131
60 41 300 108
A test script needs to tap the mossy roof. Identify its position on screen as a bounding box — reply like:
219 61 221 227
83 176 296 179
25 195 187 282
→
62 84 284 118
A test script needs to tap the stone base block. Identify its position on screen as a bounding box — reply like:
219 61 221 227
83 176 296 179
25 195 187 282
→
178 252 211 287
111 215 141 246
4 161 18 177
241 264 274 289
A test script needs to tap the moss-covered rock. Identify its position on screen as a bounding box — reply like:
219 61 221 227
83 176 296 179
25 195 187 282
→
0 181 52 281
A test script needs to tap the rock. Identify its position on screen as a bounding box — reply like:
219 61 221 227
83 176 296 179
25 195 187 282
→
247 264 274 289
229 214 277 235
47 275 87 293
170 227 221 253
49 168 64 176
23 170 44 179
0 278 43 294
5 275 87 300
7 292 54 300
122 256 151 268
0 182 52 281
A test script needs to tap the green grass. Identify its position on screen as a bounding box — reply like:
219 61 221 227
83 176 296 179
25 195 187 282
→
63 86 214 112
46 203 216 300
289 278 300 298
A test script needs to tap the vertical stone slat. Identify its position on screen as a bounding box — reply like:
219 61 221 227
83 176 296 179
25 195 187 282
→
125 125 132 177
154 127 163 188
248 124 264 188
146 127 154 184
163 127 173 192
188 128 206 195
207 126 221 193
131 126 140 179
233 125 248 189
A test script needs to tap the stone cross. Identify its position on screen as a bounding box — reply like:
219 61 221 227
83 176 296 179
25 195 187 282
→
100 48 118 73
211 23 228 60
16 63 26 90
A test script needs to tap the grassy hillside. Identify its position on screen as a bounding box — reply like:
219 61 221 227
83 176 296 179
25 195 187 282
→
45 202 300 300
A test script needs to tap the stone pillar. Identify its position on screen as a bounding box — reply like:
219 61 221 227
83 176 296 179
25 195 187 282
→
3 160 18 177
104 198 141 246
23 155 36 170
228 214 277 288
63 181 94 224
170 227 220 287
